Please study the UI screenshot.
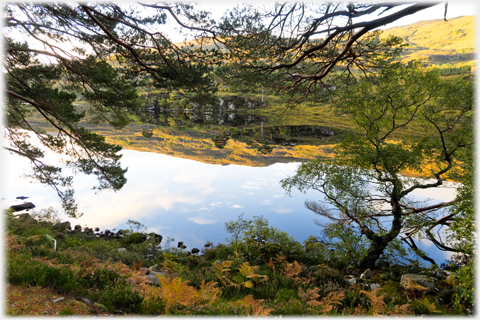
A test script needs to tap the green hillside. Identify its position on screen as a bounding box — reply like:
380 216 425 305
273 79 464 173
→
381 15 476 69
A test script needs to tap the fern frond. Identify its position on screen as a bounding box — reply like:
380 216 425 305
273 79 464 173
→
128 268 150 285
318 291 345 314
360 288 387 315
285 261 303 282
6 235 22 252
238 295 273 316
299 287 321 305
404 278 429 295
264 257 275 272
394 303 413 315
158 276 200 309
237 261 259 277
198 279 221 304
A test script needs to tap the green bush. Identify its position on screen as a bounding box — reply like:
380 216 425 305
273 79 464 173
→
58 307 75 315
275 288 298 302
83 238 119 255
7 254 83 295
312 265 346 287
224 214 305 264
140 295 166 315
59 236 82 249
97 281 144 314
341 288 370 311
122 232 147 246
268 299 307 315
410 297 443 315
22 227 54 238
79 266 121 290
24 234 55 249
452 258 475 312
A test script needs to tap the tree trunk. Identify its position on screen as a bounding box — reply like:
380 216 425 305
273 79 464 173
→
358 234 393 270
358 176 404 270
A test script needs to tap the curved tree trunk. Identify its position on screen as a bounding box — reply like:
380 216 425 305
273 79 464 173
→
359 178 404 270
358 234 394 270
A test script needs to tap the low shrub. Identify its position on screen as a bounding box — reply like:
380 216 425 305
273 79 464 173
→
7 254 84 295
312 264 346 287
97 281 144 314
79 265 122 290
140 295 167 315
275 288 298 302
410 297 443 315
58 307 75 315
267 299 308 315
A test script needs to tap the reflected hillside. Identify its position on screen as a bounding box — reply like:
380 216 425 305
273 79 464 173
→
98 125 337 167
94 93 343 166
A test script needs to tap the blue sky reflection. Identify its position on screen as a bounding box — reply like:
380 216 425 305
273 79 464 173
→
2 147 459 264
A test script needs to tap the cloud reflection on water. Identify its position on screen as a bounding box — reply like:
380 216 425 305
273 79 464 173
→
2 146 459 264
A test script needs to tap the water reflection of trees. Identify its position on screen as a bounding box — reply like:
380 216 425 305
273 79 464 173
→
137 93 336 154
137 93 267 127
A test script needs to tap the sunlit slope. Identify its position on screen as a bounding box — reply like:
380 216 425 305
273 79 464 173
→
177 16 476 68
381 15 476 67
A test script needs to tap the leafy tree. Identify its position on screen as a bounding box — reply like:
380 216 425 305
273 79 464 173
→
224 214 304 261
308 222 417 270
282 62 473 269
442 117 475 311
4 2 218 216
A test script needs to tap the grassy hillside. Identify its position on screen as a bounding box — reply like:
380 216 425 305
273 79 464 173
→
178 16 476 70
381 16 476 69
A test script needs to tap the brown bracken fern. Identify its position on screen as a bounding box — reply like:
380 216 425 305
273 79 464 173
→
284 261 304 283
298 287 321 306
139 274 221 312
360 288 413 315
404 278 430 295
299 287 345 314
238 295 273 316
319 291 345 314
197 279 221 304
360 288 388 315
158 276 199 309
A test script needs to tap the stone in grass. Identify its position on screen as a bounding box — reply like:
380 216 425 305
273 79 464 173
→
345 275 356 285
360 268 372 279
51 297 65 303
434 268 448 280
80 297 93 305
400 274 435 293
146 271 169 285
149 264 161 272
370 283 381 290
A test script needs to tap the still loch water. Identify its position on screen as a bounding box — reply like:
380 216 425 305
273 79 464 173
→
2 144 458 264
